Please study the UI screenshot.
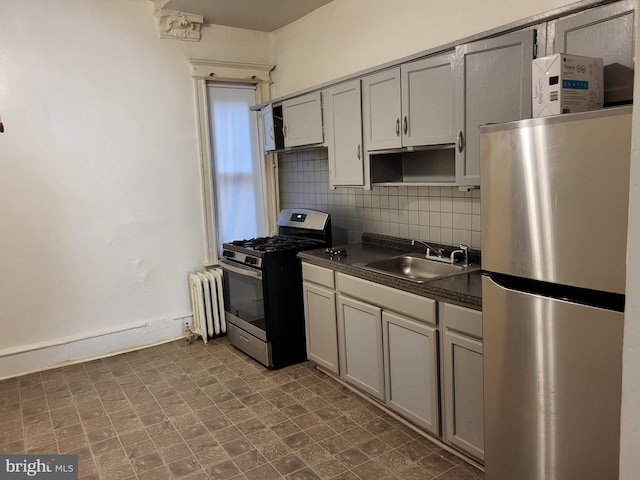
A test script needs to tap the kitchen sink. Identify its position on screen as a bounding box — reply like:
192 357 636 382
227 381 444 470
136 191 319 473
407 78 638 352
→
358 253 477 283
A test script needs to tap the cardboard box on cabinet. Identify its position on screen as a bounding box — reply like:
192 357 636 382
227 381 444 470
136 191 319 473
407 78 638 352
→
532 54 603 117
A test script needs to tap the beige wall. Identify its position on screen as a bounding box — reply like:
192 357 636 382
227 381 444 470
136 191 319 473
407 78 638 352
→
179 23 272 63
270 0 578 97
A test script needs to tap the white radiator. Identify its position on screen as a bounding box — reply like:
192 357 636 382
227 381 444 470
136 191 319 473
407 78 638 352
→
188 269 226 343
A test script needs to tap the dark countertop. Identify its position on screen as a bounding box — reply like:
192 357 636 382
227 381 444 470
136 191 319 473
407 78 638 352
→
298 241 482 311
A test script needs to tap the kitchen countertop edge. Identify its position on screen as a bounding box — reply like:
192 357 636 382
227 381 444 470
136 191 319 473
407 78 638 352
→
298 243 482 311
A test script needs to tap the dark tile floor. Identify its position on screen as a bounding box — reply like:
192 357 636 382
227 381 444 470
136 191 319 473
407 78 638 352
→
0 337 485 480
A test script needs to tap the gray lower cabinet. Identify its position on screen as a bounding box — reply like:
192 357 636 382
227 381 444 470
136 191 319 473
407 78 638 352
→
441 303 484 462
303 282 339 374
302 263 339 374
335 272 438 416
337 294 385 401
383 311 439 435
302 268 484 463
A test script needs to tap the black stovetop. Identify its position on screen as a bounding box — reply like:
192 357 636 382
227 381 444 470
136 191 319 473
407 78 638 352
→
227 235 320 254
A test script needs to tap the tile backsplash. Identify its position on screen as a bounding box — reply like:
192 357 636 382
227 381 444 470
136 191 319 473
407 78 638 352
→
278 148 482 249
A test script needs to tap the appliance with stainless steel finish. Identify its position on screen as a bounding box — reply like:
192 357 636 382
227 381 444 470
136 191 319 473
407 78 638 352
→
220 208 332 369
480 106 631 480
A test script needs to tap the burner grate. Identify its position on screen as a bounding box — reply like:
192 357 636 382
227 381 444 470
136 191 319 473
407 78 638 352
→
231 235 318 252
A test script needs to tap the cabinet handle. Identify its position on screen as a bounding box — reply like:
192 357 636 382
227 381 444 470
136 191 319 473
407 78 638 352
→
283 125 287 138
357 144 361 160
403 116 408 135
269 126 274 140
395 118 400 136
457 131 465 153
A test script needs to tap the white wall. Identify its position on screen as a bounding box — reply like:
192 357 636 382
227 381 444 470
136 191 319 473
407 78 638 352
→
270 0 577 97
0 0 209 378
619 1 640 476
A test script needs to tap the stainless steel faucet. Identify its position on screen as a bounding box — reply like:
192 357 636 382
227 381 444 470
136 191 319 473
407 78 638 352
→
450 244 470 266
411 239 444 258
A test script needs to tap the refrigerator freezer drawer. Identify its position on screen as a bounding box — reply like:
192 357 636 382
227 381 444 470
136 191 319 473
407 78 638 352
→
480 106 632 294
482 275 623 480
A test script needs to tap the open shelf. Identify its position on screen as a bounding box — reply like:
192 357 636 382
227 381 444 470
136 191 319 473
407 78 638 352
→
370 146 456 186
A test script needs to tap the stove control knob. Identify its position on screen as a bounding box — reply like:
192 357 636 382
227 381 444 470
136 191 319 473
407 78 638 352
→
222 250 235 258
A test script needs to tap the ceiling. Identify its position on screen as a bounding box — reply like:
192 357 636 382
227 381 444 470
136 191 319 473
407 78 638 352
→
156 0 335 32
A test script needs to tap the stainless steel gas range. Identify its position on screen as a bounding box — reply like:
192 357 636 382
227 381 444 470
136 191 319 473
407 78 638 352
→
219 209 332 369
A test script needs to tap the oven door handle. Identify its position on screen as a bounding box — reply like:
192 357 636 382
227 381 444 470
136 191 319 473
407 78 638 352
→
220 259 262 279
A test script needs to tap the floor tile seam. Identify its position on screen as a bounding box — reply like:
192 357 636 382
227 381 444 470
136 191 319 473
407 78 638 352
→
237 429 316 480
225 440 275 478
429 462 460 479
19 375 58 454
155 406 222 477
87 395 134 478
42 388 62 456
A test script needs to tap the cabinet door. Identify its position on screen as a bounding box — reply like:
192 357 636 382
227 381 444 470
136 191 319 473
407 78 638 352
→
282 92 324 147
454 30 535 187
337 295 385 401
443 329 484 462
261 104 275 152
401 53 457 147
547 0 635 106
323 80 364 187
383 311 440 435
362 68 402 151
303 282 339 374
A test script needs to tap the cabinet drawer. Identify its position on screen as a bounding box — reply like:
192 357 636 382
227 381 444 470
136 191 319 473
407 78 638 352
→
302 263 335 289
441 303 482 338
337 273 436 325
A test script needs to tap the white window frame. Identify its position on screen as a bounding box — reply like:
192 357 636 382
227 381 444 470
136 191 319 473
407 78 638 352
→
188 59 278 265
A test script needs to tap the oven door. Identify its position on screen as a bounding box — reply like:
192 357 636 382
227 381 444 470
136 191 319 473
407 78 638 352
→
220 259 267 341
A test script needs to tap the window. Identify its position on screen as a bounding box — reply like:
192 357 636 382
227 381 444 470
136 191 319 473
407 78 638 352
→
207 84 267 247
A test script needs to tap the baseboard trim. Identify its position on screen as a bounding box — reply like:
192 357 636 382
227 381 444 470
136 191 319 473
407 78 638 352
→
0 314 193 380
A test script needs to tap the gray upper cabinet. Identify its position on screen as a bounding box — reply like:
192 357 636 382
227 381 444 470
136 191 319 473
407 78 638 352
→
401 53 457 147
547 0 635 105
362 53 457 152
261 103 276 152
323 80 364 187
282 92 324 148
362 68 402 151
454 30 535 186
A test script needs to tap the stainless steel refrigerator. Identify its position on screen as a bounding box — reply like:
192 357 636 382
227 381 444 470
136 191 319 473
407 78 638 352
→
480 106 632 480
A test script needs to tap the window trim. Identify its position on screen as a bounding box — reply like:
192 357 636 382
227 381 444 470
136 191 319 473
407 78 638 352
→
189 59 276 266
